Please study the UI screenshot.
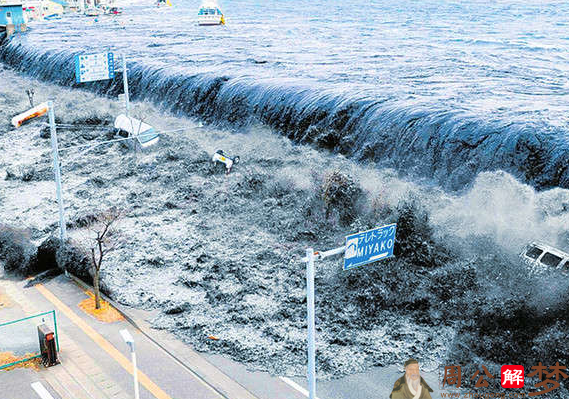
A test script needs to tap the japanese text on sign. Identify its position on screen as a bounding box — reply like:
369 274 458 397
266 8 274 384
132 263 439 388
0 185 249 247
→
343 223 396 270
75 52 115 83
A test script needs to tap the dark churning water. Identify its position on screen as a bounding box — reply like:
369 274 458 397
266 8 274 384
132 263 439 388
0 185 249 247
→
2 0 569 190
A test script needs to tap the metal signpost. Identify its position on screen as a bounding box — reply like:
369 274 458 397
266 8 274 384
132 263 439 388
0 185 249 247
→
122 54 130 117
74 51 130 115
302 223 397 399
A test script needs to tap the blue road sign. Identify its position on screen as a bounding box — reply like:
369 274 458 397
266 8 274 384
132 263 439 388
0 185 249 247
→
75 52 115 83
343 223 397 270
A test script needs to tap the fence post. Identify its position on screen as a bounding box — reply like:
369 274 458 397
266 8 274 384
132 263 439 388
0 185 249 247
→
53 310 59 352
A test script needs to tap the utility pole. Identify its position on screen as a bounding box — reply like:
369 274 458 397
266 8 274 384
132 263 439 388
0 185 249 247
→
47 101 67 242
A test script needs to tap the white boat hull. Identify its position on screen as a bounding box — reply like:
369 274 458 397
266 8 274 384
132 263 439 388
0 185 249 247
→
198 15 223 25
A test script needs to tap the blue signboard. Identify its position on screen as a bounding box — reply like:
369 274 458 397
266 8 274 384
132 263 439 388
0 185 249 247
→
75 52 115 83
343 223 397 270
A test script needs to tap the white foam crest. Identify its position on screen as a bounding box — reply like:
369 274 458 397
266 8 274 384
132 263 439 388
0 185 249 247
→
430 171 569 253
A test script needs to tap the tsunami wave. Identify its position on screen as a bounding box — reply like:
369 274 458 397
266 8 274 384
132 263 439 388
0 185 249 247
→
2 41 568 192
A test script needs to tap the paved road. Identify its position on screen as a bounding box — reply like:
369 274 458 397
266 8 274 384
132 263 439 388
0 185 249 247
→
0 368 63 399
0 282 63 399
28 277 225 399
2 273 444 399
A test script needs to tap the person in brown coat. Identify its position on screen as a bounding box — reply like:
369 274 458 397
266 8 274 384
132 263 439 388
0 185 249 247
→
389 359 433 399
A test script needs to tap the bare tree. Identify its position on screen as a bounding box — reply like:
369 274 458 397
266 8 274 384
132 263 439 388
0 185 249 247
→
84 207 124 309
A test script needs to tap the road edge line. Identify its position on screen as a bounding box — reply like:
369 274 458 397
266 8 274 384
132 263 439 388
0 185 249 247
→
34 283 174 399
66 273 259 399
279 376 322 399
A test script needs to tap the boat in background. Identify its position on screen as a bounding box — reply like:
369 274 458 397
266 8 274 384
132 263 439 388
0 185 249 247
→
198 1 224 25
156 0 172 7
103 6 122 15
84 7 100 16
41 0 64 20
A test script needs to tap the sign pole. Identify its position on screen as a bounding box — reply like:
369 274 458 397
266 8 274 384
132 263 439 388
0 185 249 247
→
305 248 316 399
301 223 396 399
47 101 67 242
122 53 130 117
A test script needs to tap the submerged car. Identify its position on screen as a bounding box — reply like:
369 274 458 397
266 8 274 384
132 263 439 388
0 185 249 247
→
114 114 160 149
520 242 569 274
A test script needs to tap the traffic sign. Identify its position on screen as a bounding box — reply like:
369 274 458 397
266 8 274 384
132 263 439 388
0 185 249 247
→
343 223 397 270
75 52 115 83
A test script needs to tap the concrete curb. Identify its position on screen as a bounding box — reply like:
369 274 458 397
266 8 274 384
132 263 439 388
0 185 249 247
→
66 274 260 399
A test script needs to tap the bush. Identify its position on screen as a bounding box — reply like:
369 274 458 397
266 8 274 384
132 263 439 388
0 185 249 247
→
321 170 364 225
30 236 61 273
55 239 92 284
0 224 36 275
394 200 451 268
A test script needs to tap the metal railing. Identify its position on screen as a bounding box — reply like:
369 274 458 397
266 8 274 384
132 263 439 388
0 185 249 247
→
0 310 59 370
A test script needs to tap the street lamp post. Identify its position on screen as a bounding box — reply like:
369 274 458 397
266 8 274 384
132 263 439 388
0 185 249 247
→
47 101 67 242
120 329 140 399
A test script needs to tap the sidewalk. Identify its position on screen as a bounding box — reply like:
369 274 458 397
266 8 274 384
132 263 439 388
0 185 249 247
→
1 273 444 399
0 274 309 399
0 278 130 399
0 275 238 399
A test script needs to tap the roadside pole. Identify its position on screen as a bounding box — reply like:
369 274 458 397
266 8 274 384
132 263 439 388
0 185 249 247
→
302 223 397 399
304 245 345 399
305 248 316 399
122 54 130 117
47 101 67 241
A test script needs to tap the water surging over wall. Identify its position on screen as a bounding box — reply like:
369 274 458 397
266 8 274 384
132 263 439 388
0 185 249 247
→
2 42 568 191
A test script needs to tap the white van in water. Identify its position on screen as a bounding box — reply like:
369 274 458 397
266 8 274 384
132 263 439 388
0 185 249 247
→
520 242 569 274
114 114 160 149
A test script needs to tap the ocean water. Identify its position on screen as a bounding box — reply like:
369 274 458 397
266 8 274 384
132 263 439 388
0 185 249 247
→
2 0 569 190
2 4 569 383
